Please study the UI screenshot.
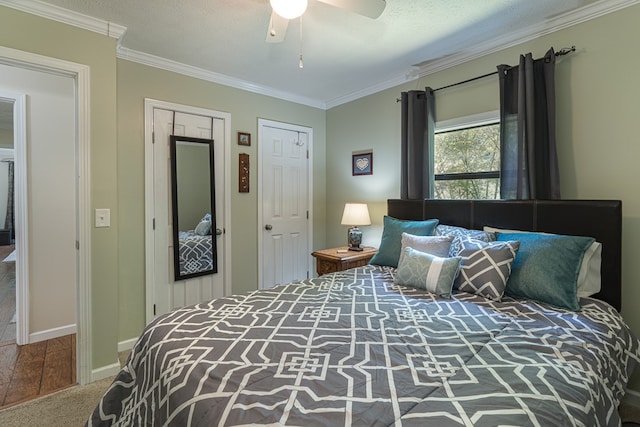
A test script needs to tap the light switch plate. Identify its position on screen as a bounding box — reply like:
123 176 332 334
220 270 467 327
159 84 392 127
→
95 208 110 228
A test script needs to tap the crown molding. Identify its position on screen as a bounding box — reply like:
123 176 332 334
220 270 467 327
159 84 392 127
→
0 0 126 39
411 0 640 79
319 0 640 108
116 47 326 110
2 0 638 110
324 70 417 110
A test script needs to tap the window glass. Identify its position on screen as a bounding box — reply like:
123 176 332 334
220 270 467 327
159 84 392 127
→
434 120 500 199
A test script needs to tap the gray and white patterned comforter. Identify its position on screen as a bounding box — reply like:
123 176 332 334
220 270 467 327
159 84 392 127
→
88 266 640 426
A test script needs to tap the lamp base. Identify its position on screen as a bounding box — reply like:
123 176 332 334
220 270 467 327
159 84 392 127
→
347 226 363 251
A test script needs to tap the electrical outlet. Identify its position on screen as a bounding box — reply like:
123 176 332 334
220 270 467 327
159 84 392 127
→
95 208 110 228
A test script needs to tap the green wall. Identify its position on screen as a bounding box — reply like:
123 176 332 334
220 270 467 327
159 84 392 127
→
326 4 640 392
0 6 119 370
116 60 327 342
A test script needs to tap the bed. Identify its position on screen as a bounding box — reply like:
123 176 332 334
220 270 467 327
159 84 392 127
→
88 199 640 426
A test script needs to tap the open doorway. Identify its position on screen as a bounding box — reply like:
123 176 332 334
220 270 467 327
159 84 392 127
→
0 100 15 345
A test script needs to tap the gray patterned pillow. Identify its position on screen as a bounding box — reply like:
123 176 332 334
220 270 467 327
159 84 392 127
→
394 247 461 297
399 233 453 266
435 224 494 257
454 238 520 300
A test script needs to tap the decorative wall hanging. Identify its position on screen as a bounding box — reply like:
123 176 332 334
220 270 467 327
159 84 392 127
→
238 132 251 146
239 153 250 192
352 151 373 176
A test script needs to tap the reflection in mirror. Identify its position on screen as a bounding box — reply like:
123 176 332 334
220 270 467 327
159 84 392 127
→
170 135 217 281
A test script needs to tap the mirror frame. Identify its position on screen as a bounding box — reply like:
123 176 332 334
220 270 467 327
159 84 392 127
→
170 135 218 281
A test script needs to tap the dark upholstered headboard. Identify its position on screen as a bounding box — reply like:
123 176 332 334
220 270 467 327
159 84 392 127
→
387 199 623 311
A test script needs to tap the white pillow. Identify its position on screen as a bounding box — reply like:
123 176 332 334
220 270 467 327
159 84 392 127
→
483 226 601 298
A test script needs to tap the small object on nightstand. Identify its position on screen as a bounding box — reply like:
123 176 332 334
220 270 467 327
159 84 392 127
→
311 246 377 276
341 203 371 251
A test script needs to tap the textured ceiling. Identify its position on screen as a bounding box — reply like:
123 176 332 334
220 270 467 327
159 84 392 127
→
2 0 634 109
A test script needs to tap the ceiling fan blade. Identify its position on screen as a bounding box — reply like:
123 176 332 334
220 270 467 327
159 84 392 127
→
265 11 289 43
317 0 386 19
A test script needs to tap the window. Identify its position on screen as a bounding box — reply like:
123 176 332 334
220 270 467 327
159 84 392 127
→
434 112 500 199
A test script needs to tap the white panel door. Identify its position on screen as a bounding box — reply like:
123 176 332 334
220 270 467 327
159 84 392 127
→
259 121 311 288
151 108 227 317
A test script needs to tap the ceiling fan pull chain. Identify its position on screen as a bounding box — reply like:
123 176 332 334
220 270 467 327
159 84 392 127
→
269 14 276 37
299 15 304 69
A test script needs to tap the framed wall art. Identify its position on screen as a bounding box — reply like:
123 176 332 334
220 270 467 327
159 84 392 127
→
238 132 251 146
352 151 373 176
239 153 250 192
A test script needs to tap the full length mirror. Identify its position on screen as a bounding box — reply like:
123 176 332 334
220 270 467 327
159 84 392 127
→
170 135 217 281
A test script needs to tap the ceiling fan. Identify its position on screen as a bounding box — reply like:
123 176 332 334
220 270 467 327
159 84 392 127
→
266 0 386 43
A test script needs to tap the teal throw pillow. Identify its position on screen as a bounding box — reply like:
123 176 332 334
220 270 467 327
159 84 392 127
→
394 247 461 297
496 232 595 311
369 216 439 268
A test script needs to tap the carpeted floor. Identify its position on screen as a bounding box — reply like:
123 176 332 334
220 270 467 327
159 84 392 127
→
0 376 113 426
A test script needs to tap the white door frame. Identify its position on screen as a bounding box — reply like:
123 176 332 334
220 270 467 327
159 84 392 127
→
0 46 91 385
144 99 232 322
257 118 314 289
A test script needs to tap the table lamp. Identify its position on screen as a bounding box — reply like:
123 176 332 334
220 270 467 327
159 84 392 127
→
341 203 371 251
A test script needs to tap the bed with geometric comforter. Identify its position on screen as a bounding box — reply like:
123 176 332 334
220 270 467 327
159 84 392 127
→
87 265 640 426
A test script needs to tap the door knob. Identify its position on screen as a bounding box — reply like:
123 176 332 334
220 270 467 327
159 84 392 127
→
215 228 223 236
265 224 273 230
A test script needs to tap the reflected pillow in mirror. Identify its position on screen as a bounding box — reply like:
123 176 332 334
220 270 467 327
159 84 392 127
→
195 213 212 236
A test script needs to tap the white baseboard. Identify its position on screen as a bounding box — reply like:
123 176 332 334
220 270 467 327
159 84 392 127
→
87 337 138 384
118 337 138 353
29 323 77 344
91 362 121 382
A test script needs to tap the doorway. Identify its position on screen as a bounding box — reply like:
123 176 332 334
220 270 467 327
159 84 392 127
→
0 46 91 386
258 119 313 289
0 101 16 345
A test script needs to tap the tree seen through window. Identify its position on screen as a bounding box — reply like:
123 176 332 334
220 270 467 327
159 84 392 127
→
434 123 500 199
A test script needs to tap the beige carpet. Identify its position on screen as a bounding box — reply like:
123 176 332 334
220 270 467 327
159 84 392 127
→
0 376 113 426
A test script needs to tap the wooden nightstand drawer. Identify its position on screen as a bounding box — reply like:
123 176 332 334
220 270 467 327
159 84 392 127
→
311 246 377 276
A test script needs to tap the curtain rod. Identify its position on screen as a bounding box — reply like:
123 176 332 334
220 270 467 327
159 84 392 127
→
397 46 575 101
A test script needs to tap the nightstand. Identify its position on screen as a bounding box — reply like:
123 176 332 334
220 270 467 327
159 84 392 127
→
311 246 377 276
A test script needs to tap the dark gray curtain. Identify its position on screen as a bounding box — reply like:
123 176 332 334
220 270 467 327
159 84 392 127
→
498 48 560 199
400 88 435 200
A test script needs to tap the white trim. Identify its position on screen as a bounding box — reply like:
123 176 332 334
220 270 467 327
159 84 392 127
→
118 337 138 353
144 99 232 323
118 47 326 110
0 0 126 39
436 110 500 133
3 0 637 109
325 0 640 108
29 323 77 344
257 119 314 289
0 45 92 386
91 361 121 382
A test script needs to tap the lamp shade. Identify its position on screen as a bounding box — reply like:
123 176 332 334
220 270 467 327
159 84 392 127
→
341 203 371 226
270 0 308 19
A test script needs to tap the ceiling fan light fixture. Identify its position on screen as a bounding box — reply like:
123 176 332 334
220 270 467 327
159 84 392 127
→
270 0 308 20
